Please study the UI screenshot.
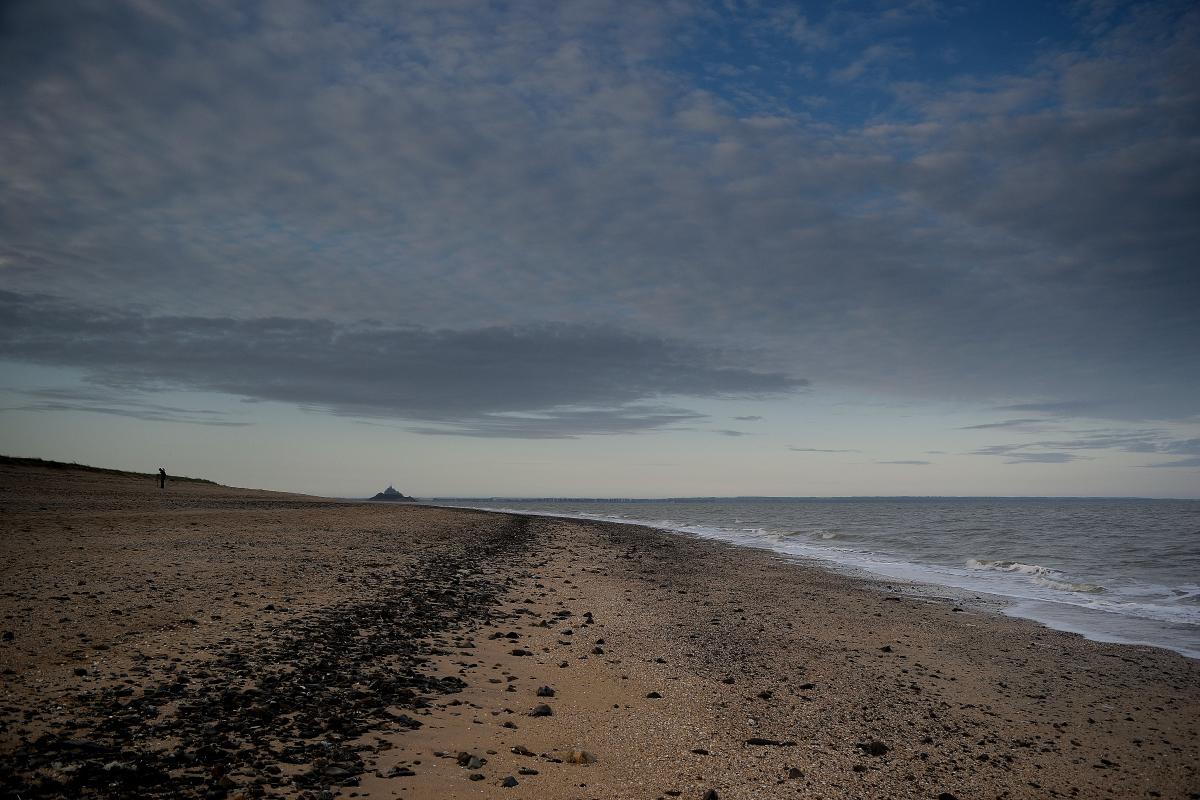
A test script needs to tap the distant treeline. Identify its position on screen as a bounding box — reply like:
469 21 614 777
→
431 495 1176 503
0 455 217 485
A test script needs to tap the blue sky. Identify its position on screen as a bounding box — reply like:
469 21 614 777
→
1 0 1197 497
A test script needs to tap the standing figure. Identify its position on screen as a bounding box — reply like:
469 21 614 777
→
158 468 166 489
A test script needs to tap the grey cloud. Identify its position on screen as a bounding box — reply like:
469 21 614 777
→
713 429 750 437
0 2 1195 422
969 429 1198 463
1002 453 1087 464
404 407 706 440
788 447 861 453
733 415 762 421
959 418 1047 430
0 291 804 436
4 386 252 427
1142 457 1200 468
875 460 933 465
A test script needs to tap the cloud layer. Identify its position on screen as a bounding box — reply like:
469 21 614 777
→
0 0 1197 425
0 291 802 436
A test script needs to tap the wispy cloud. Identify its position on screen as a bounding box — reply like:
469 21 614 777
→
960 418 1048 430
4 386 251 427
788 446 862 453
875 460 933 465
969 431 1198 465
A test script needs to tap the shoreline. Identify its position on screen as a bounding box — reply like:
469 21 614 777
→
2 464 1198 799
426 500 1200 662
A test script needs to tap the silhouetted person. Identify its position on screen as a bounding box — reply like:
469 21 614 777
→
158 468 166 489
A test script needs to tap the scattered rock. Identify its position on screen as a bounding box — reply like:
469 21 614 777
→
591 646 604 655
756 690 772 700
503 720 518 729
938 794 959 800
701 789 719 800
788 767 803 779
530 704 553 717
691 749 709 756
469 773 485 781
879 645 893 652
797 683 814 690
510 648 530 656
500 776 519 787
647 691 662 699
565 747 598 765
853 764 868 772
536 686 555 697
72 667 88 677
511 746 536 757
517 767 539 775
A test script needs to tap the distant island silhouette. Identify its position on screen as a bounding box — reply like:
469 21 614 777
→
369 486 416 502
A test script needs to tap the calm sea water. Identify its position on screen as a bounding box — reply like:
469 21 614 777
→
428 499 1200 659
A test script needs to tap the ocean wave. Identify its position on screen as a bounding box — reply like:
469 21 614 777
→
966 559 1105 593
1032 576 1105 593
967 559 1057 576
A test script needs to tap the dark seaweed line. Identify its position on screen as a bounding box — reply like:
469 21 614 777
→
1 515 533 799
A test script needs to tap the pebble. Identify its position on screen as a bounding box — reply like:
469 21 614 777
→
536 686 555 697
530 704 553 717
500 776 519 787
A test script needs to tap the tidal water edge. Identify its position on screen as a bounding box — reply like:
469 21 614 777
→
431 499 1200 659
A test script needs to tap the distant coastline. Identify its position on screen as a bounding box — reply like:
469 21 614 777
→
427 495 1188 503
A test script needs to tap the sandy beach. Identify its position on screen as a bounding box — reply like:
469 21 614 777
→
1 462 1197 800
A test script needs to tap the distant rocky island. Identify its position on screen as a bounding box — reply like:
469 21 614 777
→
369 486 416 502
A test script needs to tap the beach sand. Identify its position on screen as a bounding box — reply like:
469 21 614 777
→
1 462 1197 799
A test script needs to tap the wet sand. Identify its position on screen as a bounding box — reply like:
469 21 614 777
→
1 462 1198 799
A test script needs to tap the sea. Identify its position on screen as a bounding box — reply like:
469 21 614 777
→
426 498 1200 660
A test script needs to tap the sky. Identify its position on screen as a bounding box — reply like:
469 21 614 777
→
1 0 1197 498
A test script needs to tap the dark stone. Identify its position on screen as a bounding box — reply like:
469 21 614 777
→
536 686 555 697
501 776 519 787
469 773 485 781
746 738 781 746
530 704 553 717
646 692 662 699
797 683 814 690
517 768 539 775
879 645 892 652
73 667 88 677
691 749 709 755
701 790 719 800
938 794 959 800
788 767 803 779
756 690 772 700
